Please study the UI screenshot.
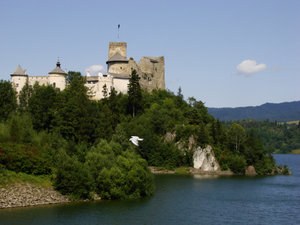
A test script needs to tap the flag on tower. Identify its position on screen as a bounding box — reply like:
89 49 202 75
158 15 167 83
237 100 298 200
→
118 24 120 29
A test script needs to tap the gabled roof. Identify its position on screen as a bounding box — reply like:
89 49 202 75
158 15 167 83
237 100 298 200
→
11 65 27 76
106 52 129 64
48 61 67 75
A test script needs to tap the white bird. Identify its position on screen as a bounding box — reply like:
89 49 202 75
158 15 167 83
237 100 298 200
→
129 136 143 146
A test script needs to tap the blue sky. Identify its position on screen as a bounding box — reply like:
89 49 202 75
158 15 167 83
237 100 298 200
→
0 0 299 107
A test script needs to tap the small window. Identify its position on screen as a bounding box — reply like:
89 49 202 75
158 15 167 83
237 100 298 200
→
53 82 56 88
16 83 19 87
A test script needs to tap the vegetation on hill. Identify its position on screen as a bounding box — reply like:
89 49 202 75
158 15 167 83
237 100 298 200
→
208 101 300 122
0 72 286 199
223 120 300 154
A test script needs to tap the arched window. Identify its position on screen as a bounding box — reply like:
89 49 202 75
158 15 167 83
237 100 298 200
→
53 82 56 88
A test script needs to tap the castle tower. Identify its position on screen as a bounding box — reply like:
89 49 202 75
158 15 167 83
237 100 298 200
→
10 65 28 94
48 60 67 90
108 42 127 59
106 42 129 76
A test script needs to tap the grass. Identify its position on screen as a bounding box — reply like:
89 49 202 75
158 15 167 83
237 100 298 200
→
291 149 300 154
0 168 52 187
279 120 300 125
174 167 190 175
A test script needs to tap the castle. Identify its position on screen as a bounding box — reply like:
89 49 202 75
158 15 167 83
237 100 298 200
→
11 42 165 100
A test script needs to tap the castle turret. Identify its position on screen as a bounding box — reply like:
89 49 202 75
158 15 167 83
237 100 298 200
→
10 65 28 94
106 42 129 77
48 60 67 90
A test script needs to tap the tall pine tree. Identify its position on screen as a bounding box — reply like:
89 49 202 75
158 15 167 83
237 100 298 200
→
127 70 142 117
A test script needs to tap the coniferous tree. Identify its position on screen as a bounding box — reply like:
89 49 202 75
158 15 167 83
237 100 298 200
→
18 82 33 112
0 80 17 121
127 70 142 117
66 71 82 84
102 84 108 99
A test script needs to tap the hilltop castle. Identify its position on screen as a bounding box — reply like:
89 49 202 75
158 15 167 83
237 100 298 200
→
11 42 165 100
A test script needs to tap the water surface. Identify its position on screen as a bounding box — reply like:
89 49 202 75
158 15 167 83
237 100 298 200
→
0 154 299 225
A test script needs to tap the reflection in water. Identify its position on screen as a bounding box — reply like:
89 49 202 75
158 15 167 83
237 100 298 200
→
0 154 299 225
193 174 219 179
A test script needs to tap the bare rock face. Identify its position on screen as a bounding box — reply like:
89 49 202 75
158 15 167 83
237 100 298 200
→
245 165 257 176
193 145 220 171
165 132 176 142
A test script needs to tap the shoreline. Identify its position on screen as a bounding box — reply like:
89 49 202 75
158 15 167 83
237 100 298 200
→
149 166 235 176
0 168 234 210
1 166 289 210
0 183 70 209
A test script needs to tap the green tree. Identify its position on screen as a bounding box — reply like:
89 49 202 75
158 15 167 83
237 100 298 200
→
54 151 93 199
227 123 246 152
127 70 142 117
18 82 33 112
102 84 108 99
27 84 59 131
0 80 17 121
66 71 82 84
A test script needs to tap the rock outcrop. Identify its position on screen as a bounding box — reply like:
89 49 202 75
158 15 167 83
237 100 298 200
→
193 145 220 171
245 165 257 176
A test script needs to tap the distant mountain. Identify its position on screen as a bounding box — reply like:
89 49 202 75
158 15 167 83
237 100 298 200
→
207 101 300 122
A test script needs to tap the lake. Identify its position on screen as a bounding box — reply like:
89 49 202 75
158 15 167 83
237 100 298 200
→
0 154 299 225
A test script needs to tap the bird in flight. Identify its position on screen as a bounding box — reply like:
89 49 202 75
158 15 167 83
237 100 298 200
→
129 136 143 146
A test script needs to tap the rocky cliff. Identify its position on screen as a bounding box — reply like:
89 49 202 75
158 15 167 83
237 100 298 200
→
193 145 220 171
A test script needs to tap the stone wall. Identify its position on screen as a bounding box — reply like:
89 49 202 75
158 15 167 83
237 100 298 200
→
108 42 127 59
126 57 165 91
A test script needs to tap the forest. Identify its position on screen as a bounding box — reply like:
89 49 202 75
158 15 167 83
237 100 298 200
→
223 120 300 154
0 70 286 200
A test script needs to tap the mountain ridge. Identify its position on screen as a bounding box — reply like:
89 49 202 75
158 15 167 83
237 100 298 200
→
207 100 300 122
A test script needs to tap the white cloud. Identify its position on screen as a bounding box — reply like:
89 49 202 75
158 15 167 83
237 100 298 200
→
85 64 104 75
236 60 266 75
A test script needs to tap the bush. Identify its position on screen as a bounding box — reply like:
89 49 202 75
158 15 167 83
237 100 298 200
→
85 140 154 200
0 144 52 175
254 155 275 175
54 152 93 200
228 154 247 174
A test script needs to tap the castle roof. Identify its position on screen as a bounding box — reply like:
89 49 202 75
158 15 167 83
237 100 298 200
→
106 52 128 64
11 65 27 76
49 61 67 75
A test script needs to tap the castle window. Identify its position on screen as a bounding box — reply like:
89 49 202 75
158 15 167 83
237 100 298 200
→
53 82 56 88
16 83 19 87
120 67 122 69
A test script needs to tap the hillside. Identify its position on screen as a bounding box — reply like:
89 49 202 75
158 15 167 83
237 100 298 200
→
208 101 300 122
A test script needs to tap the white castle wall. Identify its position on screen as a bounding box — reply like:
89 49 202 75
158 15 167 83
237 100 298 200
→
48 75 66 91
28 76 48 86
11 76 27 94
113 77 129 94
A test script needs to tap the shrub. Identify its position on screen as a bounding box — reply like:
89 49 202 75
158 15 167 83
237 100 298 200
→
54 152 93 200
0 144 52 175
228 154 247 174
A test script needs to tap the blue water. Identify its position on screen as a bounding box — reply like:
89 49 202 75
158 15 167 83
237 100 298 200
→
0 154 299 225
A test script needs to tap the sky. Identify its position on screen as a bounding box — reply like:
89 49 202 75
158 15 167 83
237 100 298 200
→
0 0 299 107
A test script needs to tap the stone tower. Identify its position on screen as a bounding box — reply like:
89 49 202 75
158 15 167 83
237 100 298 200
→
108 42 127 59
106 42 129 76
10 65 28 94
48 60 67 90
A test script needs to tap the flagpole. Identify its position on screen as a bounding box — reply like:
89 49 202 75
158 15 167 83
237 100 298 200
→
117 24 120 40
